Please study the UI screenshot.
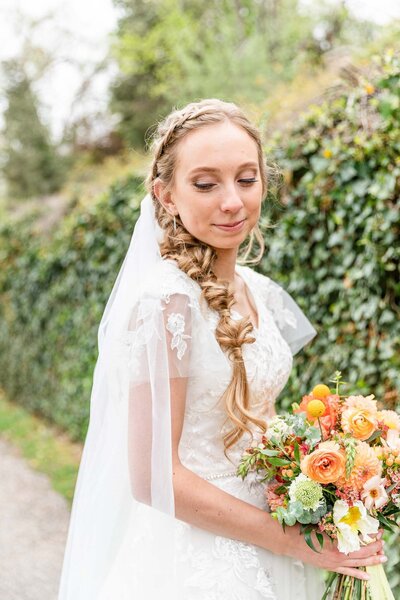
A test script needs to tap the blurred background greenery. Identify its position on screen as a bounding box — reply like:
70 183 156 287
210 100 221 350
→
0 0 399 591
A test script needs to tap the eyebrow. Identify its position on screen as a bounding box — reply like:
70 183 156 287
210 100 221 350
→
188 161 258 175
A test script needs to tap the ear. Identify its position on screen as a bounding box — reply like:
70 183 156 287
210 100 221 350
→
153 179 178 216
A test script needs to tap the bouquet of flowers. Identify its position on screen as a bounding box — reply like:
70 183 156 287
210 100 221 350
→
237 372 399 600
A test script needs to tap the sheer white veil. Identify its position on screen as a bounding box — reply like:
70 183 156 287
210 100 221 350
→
57 191 317 599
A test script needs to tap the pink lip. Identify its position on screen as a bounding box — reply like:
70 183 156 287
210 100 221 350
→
213 219 246 232
214 219 245 227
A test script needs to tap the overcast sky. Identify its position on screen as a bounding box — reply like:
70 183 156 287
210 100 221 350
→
0 0 399 142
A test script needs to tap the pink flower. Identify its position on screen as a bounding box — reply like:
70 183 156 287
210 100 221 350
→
361 475 389 511
266 483 286 511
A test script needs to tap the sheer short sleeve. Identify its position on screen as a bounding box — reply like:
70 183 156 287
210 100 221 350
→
122 262 196 514
238 265 317 356
126 291 192 385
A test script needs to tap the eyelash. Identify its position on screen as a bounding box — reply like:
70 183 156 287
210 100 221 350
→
194 178 258 191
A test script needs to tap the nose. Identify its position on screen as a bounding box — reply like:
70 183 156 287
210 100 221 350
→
220 183 244 213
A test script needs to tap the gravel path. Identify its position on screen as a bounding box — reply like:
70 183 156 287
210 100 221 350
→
0 436 71 600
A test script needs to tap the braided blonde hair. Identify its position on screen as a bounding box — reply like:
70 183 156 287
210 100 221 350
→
145 98 272 452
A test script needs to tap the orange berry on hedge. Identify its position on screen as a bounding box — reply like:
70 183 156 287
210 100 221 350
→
311 384 331 400
365 83 375 95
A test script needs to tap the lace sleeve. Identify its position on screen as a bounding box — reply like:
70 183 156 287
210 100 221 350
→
241 266 317 356
264 278 317 355
125 291 193 382
125 291 193 508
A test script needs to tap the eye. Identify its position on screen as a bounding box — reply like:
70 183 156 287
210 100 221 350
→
239 178 258 185
193 178 258 192
193 182 215 191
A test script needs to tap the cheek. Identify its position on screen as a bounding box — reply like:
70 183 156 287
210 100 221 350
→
180 203 213 233
247 196 262 223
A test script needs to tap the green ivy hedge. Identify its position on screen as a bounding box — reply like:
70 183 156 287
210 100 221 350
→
0 52 398 437
261 50 399 412
0 176 144 440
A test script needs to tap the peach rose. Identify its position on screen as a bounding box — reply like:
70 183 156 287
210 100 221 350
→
301 440 346 484
342 407 378 441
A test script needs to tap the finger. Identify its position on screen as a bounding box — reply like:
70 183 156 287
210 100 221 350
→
348 540 383 557
335 567 370 581
345 554 388 568
377 545 385 556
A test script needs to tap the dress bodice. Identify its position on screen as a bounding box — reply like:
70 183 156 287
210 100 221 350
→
153 259 295 482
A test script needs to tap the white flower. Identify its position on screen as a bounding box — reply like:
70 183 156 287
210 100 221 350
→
333 500 379 555
265 416 290 442
386 428 400 450
361 476 389 511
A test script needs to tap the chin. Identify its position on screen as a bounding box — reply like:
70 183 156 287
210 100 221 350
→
209 235 248 251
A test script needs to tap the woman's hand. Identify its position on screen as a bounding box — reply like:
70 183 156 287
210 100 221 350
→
286 527 386 581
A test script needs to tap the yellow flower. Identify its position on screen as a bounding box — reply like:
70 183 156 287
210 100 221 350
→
323 149 332 159
307 399 326 418
340 506 362 530
311 384 331 399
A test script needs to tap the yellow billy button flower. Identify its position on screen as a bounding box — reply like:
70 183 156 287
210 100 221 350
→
311 384 331 400
307 399 326 418
323 149 332 159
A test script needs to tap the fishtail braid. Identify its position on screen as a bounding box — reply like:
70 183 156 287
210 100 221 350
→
145 98 272 452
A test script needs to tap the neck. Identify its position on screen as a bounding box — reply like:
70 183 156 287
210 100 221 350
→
212 248 238 283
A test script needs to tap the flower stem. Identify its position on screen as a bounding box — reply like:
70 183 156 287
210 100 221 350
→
317 417 325 441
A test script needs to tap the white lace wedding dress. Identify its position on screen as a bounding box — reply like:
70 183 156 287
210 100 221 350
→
98 259 325 600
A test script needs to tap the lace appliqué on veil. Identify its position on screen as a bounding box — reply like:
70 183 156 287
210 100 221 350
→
166 312 191 360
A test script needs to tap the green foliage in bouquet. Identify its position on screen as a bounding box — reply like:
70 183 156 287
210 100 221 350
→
0 176 144 440
258 50 399 412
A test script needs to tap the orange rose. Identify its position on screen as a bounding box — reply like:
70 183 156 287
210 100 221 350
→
301 441 346 484
341 396 378 441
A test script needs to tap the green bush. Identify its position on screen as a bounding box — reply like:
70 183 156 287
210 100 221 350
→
0 176 144 440
261 50 399 411
0 52 398 438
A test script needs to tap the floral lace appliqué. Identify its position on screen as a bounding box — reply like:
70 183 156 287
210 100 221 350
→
214 537 276 598
166 312 190 360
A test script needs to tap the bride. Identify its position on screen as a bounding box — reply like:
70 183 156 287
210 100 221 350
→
58 98 386 600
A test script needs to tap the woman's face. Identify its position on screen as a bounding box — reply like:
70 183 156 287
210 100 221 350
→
156 120 263 252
